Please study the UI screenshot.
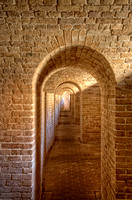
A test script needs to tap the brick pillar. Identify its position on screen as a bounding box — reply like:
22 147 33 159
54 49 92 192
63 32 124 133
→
115 87 132 200
74 92 80 124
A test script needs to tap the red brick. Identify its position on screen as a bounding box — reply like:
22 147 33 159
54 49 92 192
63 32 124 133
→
0 1 132 200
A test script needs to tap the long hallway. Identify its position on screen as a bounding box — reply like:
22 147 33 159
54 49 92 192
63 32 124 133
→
42 111 101 200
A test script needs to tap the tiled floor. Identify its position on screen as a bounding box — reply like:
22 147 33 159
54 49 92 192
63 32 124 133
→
42 111 101 200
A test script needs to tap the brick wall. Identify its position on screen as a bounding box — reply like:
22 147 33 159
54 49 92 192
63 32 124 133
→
45 93 55 154
55 94 60 127
40 91 46 193
74 92 81 125
82 84 101 144
70 94 74 117
0 0 132 200
115 86 132 200
101 93 116 200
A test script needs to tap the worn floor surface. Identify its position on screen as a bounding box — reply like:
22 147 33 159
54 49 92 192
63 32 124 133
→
42 111 101 200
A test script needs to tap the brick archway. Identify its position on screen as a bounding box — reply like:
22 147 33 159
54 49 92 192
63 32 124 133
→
56 87 74 95
33 44 116 200
55 81 82 93
55 81 82 135
0 2 131 200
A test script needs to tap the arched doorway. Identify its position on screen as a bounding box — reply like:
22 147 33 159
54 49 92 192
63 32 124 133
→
32 45 116 200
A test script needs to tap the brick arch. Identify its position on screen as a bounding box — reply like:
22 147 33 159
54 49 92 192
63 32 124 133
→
56 85 78 94
56 87 74 95
55 81 82 129
44 32 103 56
33 45 116 97
55 81 82 93
43 66 94 93
32 44 117 200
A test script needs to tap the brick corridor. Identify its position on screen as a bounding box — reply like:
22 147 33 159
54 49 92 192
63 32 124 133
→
42 111 101 200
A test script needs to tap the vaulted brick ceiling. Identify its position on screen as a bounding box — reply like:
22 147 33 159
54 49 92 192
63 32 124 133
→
44 67 97 93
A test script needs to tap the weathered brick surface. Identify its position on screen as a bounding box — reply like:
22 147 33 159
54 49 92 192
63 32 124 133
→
55 95 60 127
45 93 55 154
0 1 132 200
82 84 101 144
74 92 80 125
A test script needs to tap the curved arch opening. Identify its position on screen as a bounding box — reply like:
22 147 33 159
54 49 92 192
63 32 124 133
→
55 81 82 136
55 81 82 93
32 45 116 200
57 87 74 95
